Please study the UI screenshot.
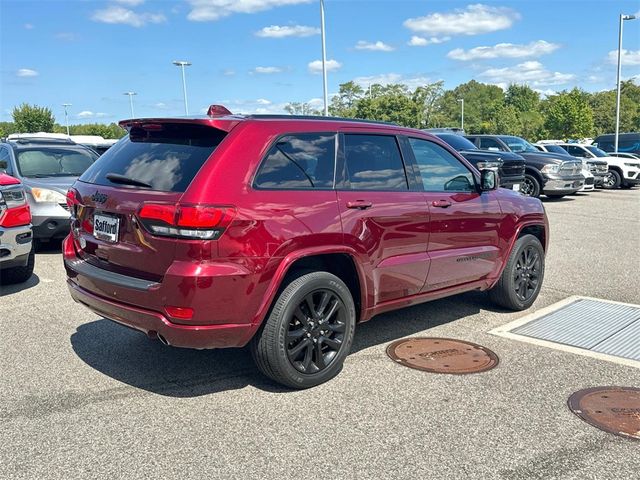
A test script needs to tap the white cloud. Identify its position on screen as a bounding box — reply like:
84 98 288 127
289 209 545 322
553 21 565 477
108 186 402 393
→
55 32 79 41
404 4 520 36
252 66 283 74
608 49 640 66
308 59 341 74
115 0 145 5
479 61 575 89
256 99 272 105
77 111 94 118
222 69 236 76
448 40 559 61
186 0 312 21
17 68 38 77
91 6 166 27
256 24 319 38
353 73 433 90
24 23 34 30
154 102 168 109
408 36 450 47
355 40 395 52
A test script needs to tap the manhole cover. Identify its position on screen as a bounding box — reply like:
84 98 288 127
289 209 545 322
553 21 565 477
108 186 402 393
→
568 387 640 440
386 337 499 374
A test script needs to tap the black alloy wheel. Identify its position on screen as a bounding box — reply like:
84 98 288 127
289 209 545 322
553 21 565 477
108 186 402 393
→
286 290 347 373
521 174 540 198
513 245 542 302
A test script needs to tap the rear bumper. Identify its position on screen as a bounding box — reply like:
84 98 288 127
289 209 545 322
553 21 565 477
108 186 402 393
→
66 279 256 349
0 224 32 266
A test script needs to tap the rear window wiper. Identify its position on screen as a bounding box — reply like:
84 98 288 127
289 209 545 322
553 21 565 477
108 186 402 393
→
105 173 152 189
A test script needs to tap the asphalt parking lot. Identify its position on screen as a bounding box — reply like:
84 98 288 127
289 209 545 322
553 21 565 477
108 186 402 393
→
1 188 639 480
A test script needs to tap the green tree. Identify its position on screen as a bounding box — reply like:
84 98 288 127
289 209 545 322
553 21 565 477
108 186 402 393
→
412 81 444 128
12 104 55 133
434 80 505 132
353 84 420 127
505 84 540 112
284 102 321 116
543 88 594 139
328 81 364 117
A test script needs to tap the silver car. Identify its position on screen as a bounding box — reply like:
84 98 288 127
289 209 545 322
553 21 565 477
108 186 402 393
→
0 136 98 243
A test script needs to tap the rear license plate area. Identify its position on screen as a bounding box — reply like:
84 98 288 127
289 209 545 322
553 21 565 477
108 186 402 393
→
93 213 120 243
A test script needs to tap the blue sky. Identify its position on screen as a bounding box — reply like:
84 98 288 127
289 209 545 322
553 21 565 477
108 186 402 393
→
1 0 639 124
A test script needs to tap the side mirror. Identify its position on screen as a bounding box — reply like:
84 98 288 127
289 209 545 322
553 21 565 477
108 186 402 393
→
480 169 498 191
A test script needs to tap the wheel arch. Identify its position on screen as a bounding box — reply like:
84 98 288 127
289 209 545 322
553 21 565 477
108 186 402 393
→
250 248 366 329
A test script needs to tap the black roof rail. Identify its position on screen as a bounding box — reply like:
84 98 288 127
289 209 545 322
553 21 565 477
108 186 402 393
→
244 114 397 126
10 137 75 145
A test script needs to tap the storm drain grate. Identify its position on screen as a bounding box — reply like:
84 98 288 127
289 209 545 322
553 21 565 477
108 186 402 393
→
490 297 640 367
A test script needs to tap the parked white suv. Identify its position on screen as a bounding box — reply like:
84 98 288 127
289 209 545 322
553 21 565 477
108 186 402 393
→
559 143 639 189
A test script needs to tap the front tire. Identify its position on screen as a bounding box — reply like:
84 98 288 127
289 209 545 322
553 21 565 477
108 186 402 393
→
602 170 621 189
489 234 544 311
0 250 35 285
251 271 356 389
521 174 541 198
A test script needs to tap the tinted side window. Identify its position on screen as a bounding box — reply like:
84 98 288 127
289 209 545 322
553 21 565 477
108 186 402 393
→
254 133 335 189
409 138 475 192
479 138 504 151
0 147 10 173
343 134 407 190
565 146 586 157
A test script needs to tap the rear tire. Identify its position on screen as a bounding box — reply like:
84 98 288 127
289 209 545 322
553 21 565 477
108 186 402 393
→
489 234 544 311
250 271 356 389
0 250 35 285
602 170 621 189
521 174 541 198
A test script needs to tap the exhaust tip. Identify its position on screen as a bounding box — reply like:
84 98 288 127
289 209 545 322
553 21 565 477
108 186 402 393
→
157 333 170 346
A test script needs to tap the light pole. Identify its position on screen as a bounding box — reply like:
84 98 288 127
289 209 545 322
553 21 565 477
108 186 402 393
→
123 92 137 118
615 14 636 152
457 98 464 130
172 60 192 115
320 0 328 116
62 103 71 136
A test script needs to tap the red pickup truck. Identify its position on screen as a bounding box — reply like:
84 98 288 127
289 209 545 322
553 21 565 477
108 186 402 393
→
64 111 548 388
0 173 34 283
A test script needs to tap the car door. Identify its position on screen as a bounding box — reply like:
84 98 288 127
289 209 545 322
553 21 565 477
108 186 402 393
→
336 131 429 305
406 136 505 291
0 146 13 175
564 145 590 159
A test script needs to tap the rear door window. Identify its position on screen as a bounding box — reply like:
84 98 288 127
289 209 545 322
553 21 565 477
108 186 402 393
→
342 134 408 190
254 133 336 189
479 137 505 151
79 123 225 192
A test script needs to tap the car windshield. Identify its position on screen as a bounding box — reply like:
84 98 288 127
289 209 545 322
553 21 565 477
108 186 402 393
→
500 136 538 153
545 145 569 155
585 146 608 157
16 147 98 178
435 134 477 151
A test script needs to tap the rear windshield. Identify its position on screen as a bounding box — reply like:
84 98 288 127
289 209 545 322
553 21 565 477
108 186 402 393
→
16 147 98 178
79 123 225 192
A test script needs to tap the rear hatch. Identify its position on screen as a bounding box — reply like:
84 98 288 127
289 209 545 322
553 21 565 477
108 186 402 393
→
69 121 229 281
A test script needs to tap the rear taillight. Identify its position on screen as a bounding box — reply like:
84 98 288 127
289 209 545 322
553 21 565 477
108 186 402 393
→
0 187 31 227
66 188 81 216
138 203 235 240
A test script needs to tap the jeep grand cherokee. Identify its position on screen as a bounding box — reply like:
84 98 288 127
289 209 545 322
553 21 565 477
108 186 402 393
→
64 108 549 388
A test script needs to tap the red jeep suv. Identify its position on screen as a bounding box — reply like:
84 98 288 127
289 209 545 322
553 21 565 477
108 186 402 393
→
64 109 548 388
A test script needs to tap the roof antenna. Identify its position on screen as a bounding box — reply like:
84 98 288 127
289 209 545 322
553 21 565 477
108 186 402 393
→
207 105 232 116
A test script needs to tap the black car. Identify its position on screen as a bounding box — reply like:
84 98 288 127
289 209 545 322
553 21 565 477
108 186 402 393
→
594 132 640 155
465 135 584 198
429 132 525 191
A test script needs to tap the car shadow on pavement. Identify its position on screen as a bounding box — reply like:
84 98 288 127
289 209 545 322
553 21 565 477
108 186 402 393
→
70 292 489 397
0 273 40 296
